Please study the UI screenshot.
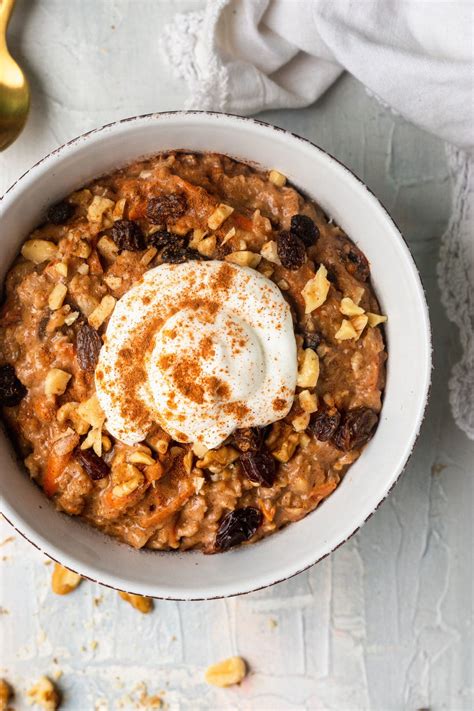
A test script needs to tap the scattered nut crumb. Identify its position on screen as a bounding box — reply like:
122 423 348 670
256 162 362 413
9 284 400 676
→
0 678 12 710
118 591 153 614
204 656 247 687
137 683 162 708
0 536 14 547
51 563 82 595
26 676 60 710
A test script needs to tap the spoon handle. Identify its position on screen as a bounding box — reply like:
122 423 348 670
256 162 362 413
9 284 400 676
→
0 0 16 36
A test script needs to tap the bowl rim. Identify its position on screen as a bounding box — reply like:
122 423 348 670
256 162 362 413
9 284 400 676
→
0 110 432 600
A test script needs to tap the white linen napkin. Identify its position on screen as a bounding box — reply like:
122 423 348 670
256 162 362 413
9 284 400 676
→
162 0 474 439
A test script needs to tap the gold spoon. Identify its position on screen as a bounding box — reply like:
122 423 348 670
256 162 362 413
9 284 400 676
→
0 0 29 150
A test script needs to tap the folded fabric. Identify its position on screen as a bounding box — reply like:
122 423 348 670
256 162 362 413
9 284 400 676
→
162 0 473 148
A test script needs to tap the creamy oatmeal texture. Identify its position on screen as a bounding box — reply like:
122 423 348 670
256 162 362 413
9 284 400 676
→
0 152 386 552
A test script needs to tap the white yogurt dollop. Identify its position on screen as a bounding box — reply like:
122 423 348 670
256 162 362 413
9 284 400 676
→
95 260 297 449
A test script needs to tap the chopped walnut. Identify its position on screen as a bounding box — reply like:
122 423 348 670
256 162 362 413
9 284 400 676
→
299 389 318 413
57 402 90 435
268 169 287 187
297 349 320 388
351 314 369 340
207 203 234 230
340 296 365 316
44 369 71 396
292 412 311 432
197 235 217 257
111 463 144 498
76 393 105 429
48 284 68 311
335 319 358 340
97 235 119 260
118 591 153 614
197 446 239 474
87 195 114 226
0 678 12 710
271 431 300 463
301 264 331 313
225 250 262 269
51 563 82 595
204 656 247 687
21 239 58 264
27 676 60 710
88 294 116 330
260 240 281 265
367 312 387 327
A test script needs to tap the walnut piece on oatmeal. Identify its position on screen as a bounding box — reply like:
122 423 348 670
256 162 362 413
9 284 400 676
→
21 239 58 264
302 264 331 313
44 369 71 397
367 312 388 327
268 169 287 187
207 203 234 230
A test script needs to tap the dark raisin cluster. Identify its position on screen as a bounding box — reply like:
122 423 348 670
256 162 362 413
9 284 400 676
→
290 214 319 246
75 447 110 480
234 427 276 487
310 406 378 451
47 201 75 225
146 193 188 225
76 323 102 370
277 230 306 270
215 507 263 551
110 219 145 252
0 364 27 407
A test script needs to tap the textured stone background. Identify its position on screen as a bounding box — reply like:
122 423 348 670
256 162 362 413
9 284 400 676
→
0 2 472 709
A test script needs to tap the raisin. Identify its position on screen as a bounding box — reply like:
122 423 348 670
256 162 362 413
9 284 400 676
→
0 364 27 406
75 447 110 480
277 231 306 270
240 449 276 487
290 214 319 246
110 219 145 252
302 331 322 351
148 230 185 250
325 267 337 284
332 407 378 451
233 427 263 453
309 408 341 442
339 242 370 281
47 201 75 225
146 193 188 225
76 322 102 371
215 507 262 551
38 315 49 340
160 245 201 264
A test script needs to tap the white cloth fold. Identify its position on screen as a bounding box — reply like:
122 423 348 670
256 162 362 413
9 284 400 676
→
162 0 474 439
162 0 473 147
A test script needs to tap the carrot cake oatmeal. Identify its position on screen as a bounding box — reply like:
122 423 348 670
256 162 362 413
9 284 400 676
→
0 152 387 552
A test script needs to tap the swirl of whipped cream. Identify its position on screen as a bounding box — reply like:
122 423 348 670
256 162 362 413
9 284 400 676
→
95 261 297 449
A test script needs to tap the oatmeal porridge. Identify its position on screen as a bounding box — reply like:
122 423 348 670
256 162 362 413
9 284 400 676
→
0 152 386 552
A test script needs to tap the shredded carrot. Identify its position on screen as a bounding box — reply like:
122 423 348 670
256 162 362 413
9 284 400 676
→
43 451 71 497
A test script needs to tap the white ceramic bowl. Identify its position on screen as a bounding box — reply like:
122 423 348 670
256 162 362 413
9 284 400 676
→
0 112 431 599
